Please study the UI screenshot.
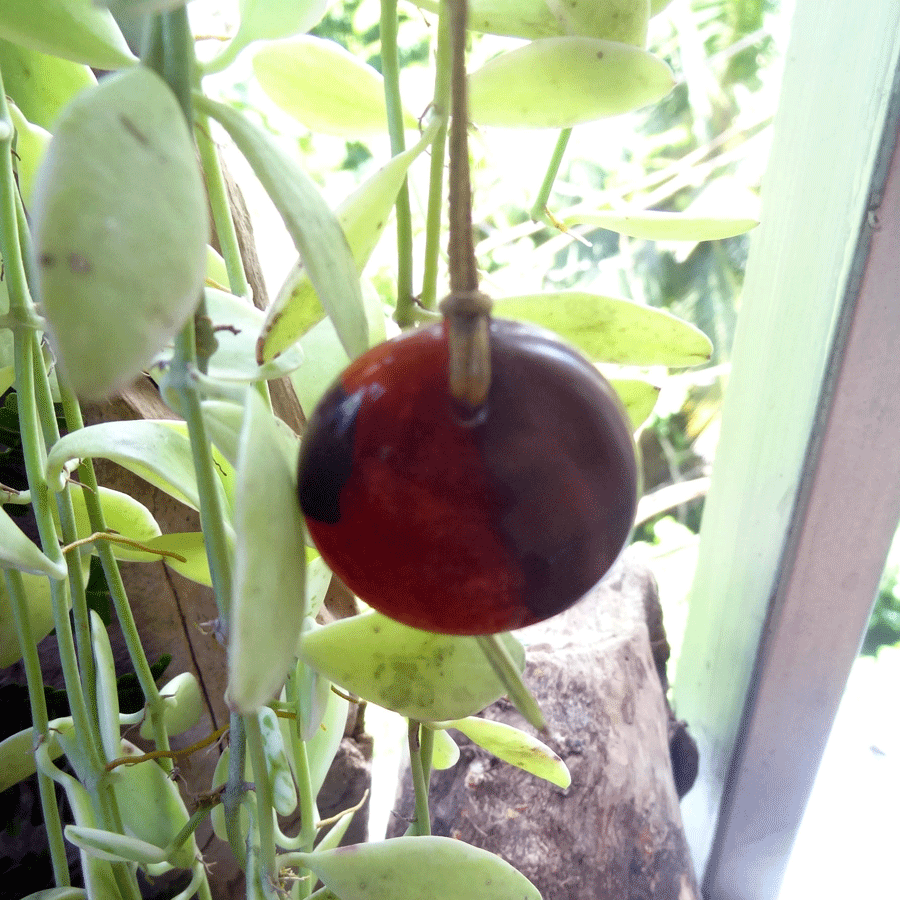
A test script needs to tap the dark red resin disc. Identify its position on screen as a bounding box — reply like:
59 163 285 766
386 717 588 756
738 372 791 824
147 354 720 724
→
297 319 638 635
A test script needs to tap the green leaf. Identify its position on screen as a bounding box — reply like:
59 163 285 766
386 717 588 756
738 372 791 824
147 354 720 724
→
197 94 368 361
469 37 673 129
299 611 526 721
227 390 306 713
564 208 759 241
0 39 96 129
89 610 120 761
32 67 209 400
296 836 542 900
299 673 350 796
46 420 232 514
0 0 135 69
492 293 712 367
306 554 333 619
146 532 213 586
152 288 306 383
8 101 50 206
410 0 648 44
252 36 417 137
610 377 660 430
60 484 163 563
238 0 329 40
0 720 67 793
0 504 66 577
109 740 196 869
288 317 351 416
64 826 168 866
0 573 55 667
139 672 203 739
259 121 439 363
15 887 86 900
287 279 389 416
441 716 571 787
258 706 298 816
427 725 461 770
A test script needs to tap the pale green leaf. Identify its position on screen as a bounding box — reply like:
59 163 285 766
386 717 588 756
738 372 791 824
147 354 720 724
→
15 887 86 900
45 420 232 514
227 391 306 713
564 208 758 241
610 377 661 431
0 504 66 577
493 292 712 366
8 101 50 206
428 726 461 770
252 36 417 137
61 484 162 563
33 68 208 400
300 611 526 721
0 0 135 69
139 672 203 740
259 121 439 363
146 533 213 586
410 0 648 44
152 287 305 383
0 719 67 793
297 836 541 900
0 39 96 129
469 37 673 129
196 95 368 360
443 716 571 787
289 317 350 416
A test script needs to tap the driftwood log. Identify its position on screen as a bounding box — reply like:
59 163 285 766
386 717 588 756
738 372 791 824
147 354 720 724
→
390 548 700 900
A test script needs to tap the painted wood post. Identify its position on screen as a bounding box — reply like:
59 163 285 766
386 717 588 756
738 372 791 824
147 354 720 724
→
672 1 900 896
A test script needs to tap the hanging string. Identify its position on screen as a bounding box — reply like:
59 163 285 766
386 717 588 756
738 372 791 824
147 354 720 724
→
439 0 493 412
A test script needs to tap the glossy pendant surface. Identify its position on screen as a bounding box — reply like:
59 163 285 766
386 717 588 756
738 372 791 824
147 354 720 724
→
298 319 638 635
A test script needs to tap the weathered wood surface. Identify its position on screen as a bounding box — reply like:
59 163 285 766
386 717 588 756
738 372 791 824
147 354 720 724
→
390 548 699 900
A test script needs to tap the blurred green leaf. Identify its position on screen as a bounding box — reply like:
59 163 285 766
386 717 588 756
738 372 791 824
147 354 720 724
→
494 292 712 366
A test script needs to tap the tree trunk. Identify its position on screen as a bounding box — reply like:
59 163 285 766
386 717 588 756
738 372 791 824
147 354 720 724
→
390 548 700 900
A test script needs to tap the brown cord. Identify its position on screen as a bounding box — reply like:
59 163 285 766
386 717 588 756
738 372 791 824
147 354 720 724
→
442 0 492 410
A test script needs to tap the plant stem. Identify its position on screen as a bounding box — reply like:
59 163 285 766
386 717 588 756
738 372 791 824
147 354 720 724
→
30 344 100 732
286 665 318 854
246 712 278 885
380 0 415 327
420 0 452 311
224 711 248 868
476 634 547 733
529 128 572 223
59 385 173 764
407 720 431 836
3 568 69 885
196 117 250 298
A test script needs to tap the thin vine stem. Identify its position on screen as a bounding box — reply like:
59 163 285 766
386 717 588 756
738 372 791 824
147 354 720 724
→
3 568 70 885
407 720 432 836
381 0 416 327
245 712 278 886
30 341 102 734
223 711 248 868
420 0 452 311
58 385 174 764
195 116 250 299
529 128 573 223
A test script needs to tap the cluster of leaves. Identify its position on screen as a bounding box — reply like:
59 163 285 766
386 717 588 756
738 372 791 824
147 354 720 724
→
0 1 766 899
